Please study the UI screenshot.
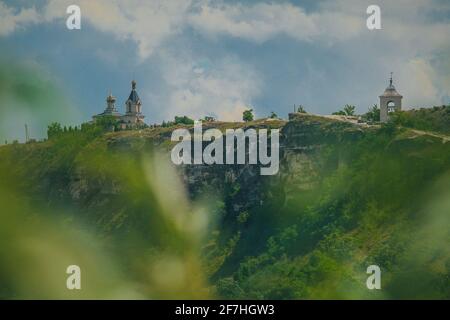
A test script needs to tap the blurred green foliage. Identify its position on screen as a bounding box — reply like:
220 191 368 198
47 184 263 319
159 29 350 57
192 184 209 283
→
0 58 79 142
0 116 449 299
0 129 210 299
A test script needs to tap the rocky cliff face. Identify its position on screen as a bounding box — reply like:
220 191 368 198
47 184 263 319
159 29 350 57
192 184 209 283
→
174 114 370 219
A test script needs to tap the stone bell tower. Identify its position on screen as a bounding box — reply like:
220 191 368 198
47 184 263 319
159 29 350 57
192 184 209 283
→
379 73 402 123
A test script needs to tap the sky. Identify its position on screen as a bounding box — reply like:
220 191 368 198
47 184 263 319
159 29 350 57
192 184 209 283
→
0 0 449 142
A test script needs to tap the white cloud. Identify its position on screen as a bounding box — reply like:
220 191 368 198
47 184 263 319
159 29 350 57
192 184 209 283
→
399 58 444 108
44 0 191 60
188 2 319 43
156 52 261 121
1 0 450 112
2 0 449 59
0 2 40 36
188 2 369 44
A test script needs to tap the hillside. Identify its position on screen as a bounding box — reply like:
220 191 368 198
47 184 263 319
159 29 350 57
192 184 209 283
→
391 105 450 134
0 114 449 299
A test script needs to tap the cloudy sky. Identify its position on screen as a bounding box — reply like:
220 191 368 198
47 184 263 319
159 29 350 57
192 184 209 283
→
0 0 449 141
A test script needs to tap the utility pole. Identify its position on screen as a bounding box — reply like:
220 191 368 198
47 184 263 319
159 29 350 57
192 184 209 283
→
25 124 29 143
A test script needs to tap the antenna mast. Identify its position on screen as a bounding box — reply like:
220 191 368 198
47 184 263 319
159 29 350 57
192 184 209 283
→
25 124 29 143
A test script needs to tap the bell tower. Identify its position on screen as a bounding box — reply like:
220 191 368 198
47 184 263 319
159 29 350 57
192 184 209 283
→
123 80 145 124
379 73 402 123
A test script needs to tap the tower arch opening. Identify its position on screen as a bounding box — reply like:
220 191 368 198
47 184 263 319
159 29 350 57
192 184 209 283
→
387 101 396 113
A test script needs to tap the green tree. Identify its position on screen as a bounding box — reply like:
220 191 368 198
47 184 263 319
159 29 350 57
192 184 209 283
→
343 104 356 116
363 104 380 122
243 109 254 122
96 115 119 130
174 116 195 125
203 116 216 122
333 104 356 116
297 105 306 113
47 122 63 140
269 111 278 119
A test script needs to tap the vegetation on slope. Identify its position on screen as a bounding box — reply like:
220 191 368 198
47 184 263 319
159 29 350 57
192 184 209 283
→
391 105 450 134
0 114 448 299
211 122 450 299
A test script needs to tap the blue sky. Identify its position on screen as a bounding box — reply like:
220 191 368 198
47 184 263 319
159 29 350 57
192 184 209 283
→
1 0 450 141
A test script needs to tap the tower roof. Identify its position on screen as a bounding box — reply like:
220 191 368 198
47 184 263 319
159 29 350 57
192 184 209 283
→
127 80 140 103
380 73 402 97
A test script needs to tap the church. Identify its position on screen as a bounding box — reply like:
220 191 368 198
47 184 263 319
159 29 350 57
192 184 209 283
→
93 80 145 128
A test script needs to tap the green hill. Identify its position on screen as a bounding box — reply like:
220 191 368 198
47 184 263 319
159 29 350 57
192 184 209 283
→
0 114 449 299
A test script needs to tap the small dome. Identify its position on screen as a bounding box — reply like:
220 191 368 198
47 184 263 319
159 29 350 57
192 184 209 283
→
380 73 402 97
382 86 402 97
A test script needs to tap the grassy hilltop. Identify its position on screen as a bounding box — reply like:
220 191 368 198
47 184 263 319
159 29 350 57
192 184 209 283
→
0 110 449 299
